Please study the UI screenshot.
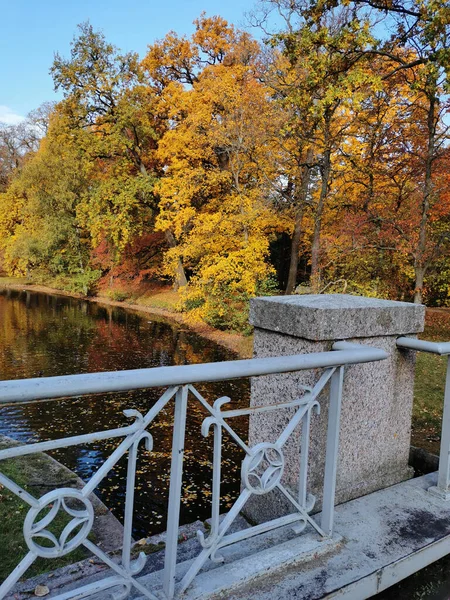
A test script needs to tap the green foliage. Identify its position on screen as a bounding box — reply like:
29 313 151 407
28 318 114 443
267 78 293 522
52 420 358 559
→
183 274 279 335
51 21 141 129
107 289 131 302
26 268 102 297
423 259 450 306
65 268 102 296
77 171 157 252
50 21 159 268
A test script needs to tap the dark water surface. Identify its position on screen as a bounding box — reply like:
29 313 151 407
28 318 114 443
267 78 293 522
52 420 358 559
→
0 289 249 538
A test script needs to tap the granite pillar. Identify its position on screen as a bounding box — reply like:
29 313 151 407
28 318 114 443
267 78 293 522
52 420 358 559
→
244 294 425 523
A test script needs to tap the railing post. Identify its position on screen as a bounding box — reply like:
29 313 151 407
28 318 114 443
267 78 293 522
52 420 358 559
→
163 385 188 599
246 294 424 524
429 356 450 500
321 366 344 536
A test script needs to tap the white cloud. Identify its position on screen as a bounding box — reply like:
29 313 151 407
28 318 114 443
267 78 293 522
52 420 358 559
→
0 105 25 125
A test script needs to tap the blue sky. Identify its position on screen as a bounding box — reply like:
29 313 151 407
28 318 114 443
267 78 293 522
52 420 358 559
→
0 0 260 124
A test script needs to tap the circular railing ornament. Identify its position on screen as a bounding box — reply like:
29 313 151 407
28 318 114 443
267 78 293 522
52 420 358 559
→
242 443 284 495
24 488 94 558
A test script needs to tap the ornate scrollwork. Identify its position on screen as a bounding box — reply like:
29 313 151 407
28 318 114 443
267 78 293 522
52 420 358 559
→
23 488 94 559
242 443 284 495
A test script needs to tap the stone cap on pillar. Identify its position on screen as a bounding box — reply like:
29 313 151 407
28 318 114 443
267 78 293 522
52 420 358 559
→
249 294 425 341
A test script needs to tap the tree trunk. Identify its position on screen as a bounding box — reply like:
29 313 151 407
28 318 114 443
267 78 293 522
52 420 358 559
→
414 81 437 304
285 147 314 295
414 267 425 304
285 204 304 295
165 230 188 289
311 118 332 292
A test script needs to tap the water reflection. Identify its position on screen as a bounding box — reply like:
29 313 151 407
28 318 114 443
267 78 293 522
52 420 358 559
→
0 290 249 537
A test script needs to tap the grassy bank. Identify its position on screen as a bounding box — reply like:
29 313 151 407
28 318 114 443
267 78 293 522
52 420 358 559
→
411 308 450 454
0 438 89 582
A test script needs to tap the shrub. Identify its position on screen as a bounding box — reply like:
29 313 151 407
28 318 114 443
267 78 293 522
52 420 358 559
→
66 269 102 296
107 289 131 302
182 272 279 335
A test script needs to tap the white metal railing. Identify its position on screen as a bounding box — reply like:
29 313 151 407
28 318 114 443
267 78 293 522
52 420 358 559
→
397 337 450 500
0 342 387 600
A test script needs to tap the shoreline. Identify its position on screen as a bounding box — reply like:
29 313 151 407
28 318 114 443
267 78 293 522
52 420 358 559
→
0 281 253 359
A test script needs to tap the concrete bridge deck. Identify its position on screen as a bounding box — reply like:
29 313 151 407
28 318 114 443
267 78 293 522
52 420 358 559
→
10 471 450 600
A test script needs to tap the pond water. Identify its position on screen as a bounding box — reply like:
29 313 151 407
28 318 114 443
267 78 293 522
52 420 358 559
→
0 289 249 538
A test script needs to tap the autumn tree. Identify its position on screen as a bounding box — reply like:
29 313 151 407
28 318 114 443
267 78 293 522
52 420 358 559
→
51 22 159 267
142 14 265 290
307 0 450 302
3 9 450 325
0 109 96 291
254 0 378 292
316 57 424 296
143 16 283 327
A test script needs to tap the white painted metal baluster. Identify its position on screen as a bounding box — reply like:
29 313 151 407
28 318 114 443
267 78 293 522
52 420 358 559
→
197 412 223 549
276 368 334 448
83 540 157 600
321 365 344 536
179 489 252 594
83 387 177 496
122 439 140 571
396 337 450 500
438 356 450 492
298 407 312 508
211 422 222 539
0 473 39 507
122 433 153 570
203 420 222 546
163 385 189 599
430 355 450 499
